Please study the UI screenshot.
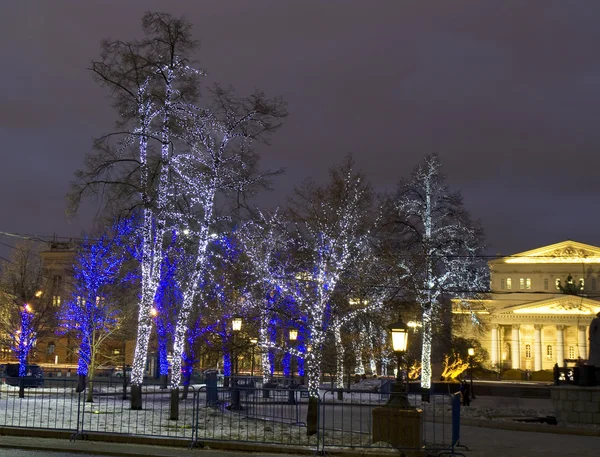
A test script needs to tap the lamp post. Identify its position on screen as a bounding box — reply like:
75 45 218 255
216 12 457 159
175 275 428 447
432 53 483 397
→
288 328 298 382
231 317 242 377
387 319 412 409
468 347 476 400
249 337 258 378
288 328 298 405
230 316 243 410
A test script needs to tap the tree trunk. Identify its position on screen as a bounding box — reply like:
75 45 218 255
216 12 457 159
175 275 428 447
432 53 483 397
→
130 385 142 410
421 305 433 389
86 380 94 403
306 396 319 436
169 388 179 420
160 374 168 389
181 374 190 400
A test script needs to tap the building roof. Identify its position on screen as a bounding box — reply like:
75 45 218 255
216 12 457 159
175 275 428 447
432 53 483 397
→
492 240 600 265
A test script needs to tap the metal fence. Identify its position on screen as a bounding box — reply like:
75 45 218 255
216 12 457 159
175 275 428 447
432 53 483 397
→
0 377 464 455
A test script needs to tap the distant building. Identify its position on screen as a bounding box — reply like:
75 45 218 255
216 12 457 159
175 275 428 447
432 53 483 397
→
454 240 600 371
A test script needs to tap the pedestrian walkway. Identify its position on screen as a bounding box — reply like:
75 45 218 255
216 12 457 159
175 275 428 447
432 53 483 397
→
0 435 299 457
460 424 600 457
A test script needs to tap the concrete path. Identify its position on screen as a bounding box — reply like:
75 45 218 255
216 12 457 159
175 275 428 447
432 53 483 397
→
460 424 600 457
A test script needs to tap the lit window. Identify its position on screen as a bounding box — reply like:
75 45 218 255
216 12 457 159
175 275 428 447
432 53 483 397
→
580 278 584 290
519 278 525 290
525 344 531 358
544 278 548 290
568 346 575 359
507 278 512 290
501 278 505 290
556 279 561 290
52 295 61 306
526 278 531 290
547 345 553 359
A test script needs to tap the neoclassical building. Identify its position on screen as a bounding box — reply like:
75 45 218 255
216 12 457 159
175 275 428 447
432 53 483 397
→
455 240 600 371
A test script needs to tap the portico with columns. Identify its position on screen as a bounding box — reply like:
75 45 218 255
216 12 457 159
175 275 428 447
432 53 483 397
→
455 241 600 371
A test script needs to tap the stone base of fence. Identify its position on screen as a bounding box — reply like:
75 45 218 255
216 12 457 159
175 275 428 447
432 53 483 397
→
550 385 600 426
372 406 423 454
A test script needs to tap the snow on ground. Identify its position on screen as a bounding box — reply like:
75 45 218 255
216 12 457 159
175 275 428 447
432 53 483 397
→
2 380 594 451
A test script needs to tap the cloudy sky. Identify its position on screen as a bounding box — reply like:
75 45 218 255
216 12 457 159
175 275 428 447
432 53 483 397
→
1 0 599 256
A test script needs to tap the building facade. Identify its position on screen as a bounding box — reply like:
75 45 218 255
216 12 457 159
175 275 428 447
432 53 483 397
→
455 240 600 372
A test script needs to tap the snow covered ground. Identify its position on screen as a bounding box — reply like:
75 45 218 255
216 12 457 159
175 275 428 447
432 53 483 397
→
2 380 592 451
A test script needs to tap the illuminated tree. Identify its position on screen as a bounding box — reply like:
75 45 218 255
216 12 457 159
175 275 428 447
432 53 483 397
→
60 218 136 401
286 158 376 434
69 12 205 408
393 155 486 390
14 304 35 377
237 211 292 382
0 241 57 375
166 85 285 391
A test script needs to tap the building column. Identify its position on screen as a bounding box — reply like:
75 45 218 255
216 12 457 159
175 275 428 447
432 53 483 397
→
556 325 565 367
578 325 588 360
491 324 499 367
533 324 543 372
511 325 520 369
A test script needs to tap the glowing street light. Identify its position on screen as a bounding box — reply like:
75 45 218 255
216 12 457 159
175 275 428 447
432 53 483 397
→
232 316 243 332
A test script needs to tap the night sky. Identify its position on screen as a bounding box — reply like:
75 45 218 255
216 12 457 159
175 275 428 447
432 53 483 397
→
2 0 600 256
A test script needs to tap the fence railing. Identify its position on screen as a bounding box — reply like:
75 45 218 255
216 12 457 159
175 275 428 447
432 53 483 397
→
0 377 463 454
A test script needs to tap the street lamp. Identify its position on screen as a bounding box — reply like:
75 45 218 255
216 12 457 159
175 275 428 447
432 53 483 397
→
229 316 243 410
288 329 298 382
232 316 243 333
468 347 476 400
231 317 242 376
249 337 258 378
387 319 412 409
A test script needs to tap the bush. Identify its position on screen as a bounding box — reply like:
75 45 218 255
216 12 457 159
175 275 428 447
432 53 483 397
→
530 370 554 382
501 369 526 381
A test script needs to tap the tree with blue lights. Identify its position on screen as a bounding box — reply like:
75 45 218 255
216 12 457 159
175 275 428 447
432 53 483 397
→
60 218 136 401
14 304 35 377
0 241 57 379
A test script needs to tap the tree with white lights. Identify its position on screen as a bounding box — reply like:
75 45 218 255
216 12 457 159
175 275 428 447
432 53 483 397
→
285 158 376 434
69 12 205 408
166 85 286 394
237 210 293 382
393 155 486 391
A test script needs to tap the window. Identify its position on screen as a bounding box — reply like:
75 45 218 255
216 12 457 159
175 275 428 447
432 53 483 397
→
501 278 505 290
568 346 575 359
580 278 584 290
526 278 531 290
525 344 531 358
506 278 512 290
547 345 553 359
556 278 561 290
47 343 55 355
519 278 525 290
544 278 548 290
52 295 61 307
53 275 62 290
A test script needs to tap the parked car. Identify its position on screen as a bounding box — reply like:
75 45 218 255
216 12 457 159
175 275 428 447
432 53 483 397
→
1 363 44 387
